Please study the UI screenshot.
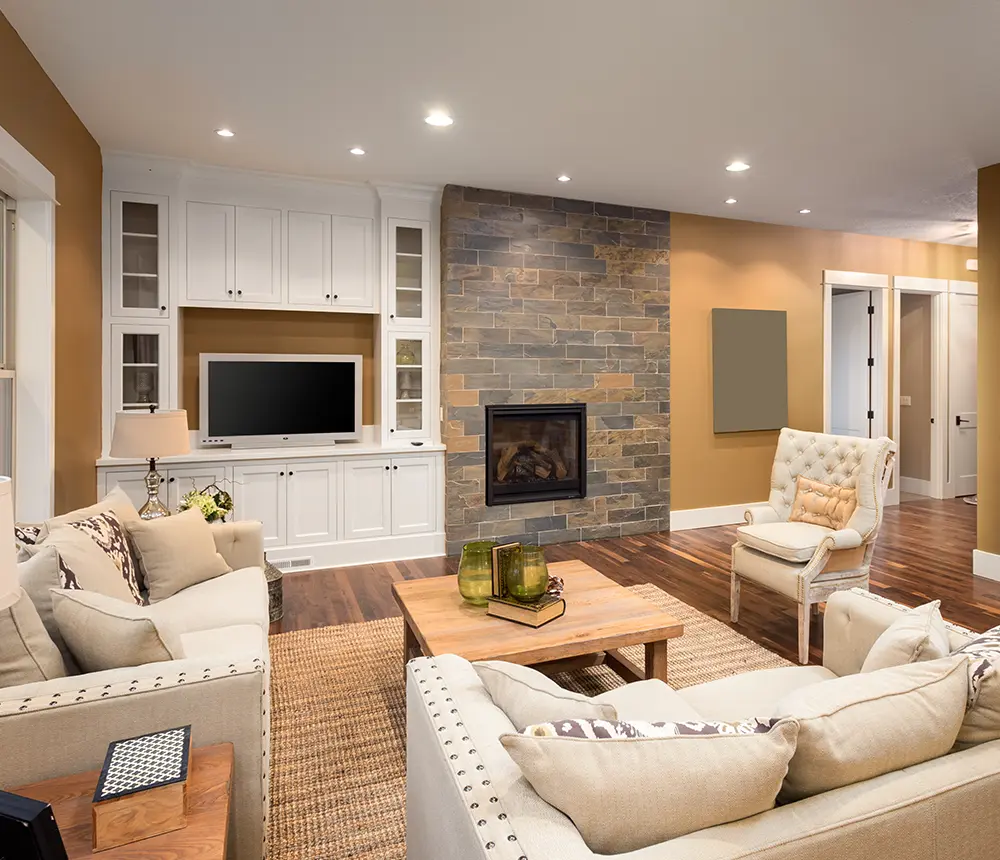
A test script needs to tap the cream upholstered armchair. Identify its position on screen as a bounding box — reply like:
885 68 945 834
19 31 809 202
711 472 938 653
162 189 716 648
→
730 428 896 664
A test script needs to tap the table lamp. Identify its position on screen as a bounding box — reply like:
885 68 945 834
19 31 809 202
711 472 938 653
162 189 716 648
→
110 408 191 519
0 477 17 612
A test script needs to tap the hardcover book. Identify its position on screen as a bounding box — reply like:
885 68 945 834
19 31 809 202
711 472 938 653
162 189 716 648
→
491 542 521 598
486 594 566 628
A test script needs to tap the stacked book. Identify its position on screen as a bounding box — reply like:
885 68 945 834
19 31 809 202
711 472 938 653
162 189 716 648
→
486 593 565 628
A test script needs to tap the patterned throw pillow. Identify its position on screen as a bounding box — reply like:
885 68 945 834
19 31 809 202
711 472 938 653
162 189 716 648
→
524 716 780 738
954 625 1000 745
14 523 42 547
789 476 858 530
62 512 143 604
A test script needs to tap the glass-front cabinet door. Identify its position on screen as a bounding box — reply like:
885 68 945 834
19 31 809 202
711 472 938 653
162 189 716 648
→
387 219 431 327
388 332 431 440
110 324 171 416
110 192 169 318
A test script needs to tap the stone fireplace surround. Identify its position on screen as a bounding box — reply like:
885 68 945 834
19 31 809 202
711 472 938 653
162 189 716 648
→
441 185 670 556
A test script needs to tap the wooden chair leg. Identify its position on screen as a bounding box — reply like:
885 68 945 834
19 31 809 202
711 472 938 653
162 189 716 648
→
730 574 741 623
798 602 810 665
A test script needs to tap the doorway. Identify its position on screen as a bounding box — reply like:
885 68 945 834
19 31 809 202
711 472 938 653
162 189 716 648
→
949 291 978 499
897 293 935 501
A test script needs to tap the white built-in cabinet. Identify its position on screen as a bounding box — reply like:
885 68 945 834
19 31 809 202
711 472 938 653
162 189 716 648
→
390 456 438 535
342 456 437 540
103 464 229 513
235 206 282 303
387 331 431 440
110 192 170 319
387 218 432 327
110 324 171 415
285 211 374 310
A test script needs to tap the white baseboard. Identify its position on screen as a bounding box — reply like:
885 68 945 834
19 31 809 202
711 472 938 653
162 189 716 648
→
973 549 1000 582
899 476 934 496
265 532 446 572
670 502 763 531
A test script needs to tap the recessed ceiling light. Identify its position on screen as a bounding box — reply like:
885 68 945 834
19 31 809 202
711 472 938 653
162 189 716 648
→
557 174 571 182
215 128 234 138
425 111 453 127
725 160 750 172
799 208 812 214
725 197 737 204
349 147 366 156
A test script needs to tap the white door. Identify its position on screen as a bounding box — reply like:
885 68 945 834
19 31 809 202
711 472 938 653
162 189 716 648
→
167 466 232 512
831 290 875 437
104 468 156 511
390 457 436 535
186 202 235 303
233 463 287 548
331 215 374 310
342 458 392 539
286 461 340 545
235 206 281 303
110 192 169 318
287 211 332 306
949 293 978 496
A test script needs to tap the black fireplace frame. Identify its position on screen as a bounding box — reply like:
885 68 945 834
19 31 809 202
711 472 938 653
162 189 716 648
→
484 403 588 506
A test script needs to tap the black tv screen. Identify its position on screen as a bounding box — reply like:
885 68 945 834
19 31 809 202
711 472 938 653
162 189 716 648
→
206 360 358 438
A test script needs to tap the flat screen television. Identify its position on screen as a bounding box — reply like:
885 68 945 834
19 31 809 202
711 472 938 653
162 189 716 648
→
199 353 362 447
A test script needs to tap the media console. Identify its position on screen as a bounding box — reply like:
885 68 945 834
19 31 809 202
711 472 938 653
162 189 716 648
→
97 440 446 571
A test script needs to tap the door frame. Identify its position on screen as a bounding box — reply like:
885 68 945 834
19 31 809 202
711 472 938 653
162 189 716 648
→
945 280 979 498
822 270 891 445
891 277 949 502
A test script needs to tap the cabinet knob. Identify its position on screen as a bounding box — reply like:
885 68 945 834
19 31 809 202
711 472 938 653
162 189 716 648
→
237 290 243 296
390 314 395 319
333 294 338 299
393 465 398 470
325 294 331 299
279 471 285 477
384 465 390 470
168 477 175 483
389 428 395 433
227 290 234 295
160 305 167 312
288 471 294 476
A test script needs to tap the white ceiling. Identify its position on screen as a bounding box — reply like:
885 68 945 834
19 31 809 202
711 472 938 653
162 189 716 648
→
3 0 997 246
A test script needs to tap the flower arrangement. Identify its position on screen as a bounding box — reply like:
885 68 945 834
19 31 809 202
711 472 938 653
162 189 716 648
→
177 483 234 523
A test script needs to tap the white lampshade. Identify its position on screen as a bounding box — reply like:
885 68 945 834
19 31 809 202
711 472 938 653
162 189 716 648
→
0 477 17 611
110 410 191 459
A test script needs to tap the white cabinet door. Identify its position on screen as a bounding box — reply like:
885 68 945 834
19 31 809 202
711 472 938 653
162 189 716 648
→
110 192 169 319
233 463 287 548
103 469 156 511
342 458 392 539
331 215 374 310
167 466 232 511
386 331 431 442
186 202 235 303
235 206 281 303
390 456 436 535
286 461 340 545
110 323 171 415
387 218 431 327
287 211 332 307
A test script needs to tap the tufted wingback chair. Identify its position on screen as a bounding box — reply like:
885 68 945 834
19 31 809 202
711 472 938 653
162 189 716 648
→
731 428 897 664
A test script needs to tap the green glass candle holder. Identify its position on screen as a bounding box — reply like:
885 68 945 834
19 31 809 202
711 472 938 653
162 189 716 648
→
457 540 497 606
506 545 549 603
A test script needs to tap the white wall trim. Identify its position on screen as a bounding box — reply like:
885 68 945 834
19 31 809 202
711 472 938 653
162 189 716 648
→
670 502 763 531
0 126 55 202
823 270 890 289
949 279 978 296
898 476 934 496
265 531 445 571
973 549 1000 582
893 276 947 294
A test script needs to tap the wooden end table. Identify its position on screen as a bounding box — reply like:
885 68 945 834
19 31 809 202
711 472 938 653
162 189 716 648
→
12 743 233 859
392 559 683 683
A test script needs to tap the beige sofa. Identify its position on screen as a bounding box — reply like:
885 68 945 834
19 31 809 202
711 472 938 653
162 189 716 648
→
407 589 1000 860
0 521 270 860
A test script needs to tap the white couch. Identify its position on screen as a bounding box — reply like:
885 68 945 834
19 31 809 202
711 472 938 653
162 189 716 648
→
0 521 270 860
406 589 1000 860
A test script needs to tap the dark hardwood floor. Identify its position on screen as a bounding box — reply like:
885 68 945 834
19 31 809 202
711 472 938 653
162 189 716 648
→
275 497 1000 664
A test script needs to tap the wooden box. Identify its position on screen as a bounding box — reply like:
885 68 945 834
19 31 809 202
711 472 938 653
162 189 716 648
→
91 726 192 852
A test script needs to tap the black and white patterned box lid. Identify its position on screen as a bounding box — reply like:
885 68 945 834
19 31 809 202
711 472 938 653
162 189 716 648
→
93 725 192 803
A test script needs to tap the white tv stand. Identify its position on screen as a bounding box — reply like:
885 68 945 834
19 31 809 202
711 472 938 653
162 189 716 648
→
97 435 446 571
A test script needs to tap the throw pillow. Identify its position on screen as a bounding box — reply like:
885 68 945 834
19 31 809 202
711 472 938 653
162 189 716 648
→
788 476 858 530
128 509 231 603
30 520 139 605
64 511 142 603
0 587 67 686
772 655 967 801
14 523 41 547
954 624 1000 745
474 660 616 730
50 589 185 673
38 486 142 543
861 600 951 672
17 545 78 672
500 717 798 854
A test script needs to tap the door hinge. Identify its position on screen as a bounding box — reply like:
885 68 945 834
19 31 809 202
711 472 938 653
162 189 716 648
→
867 305 875 315
867 410 875 420
867 357 874 367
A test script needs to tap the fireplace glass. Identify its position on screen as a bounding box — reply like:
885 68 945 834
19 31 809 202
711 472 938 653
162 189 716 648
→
485 404 587 505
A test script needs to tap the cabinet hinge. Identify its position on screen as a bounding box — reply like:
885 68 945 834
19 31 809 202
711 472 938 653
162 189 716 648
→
867 305 875 315
867 357 875 367
867 410 875 420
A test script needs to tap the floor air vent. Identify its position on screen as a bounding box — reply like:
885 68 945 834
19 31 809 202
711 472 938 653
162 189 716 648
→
268 557 312 570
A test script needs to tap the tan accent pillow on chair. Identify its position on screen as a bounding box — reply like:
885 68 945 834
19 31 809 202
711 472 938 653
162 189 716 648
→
129 509 232 603
0 587 67 686
788 476 858 530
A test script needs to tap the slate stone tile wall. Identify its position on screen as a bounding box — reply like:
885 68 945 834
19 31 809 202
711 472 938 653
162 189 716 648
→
441 185 670 556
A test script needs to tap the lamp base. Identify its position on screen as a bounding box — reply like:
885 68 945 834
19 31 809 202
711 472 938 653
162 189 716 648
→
139 460 172 520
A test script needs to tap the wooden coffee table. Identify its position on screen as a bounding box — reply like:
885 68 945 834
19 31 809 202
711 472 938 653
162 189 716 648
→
12 744 233 859
392 559 683 683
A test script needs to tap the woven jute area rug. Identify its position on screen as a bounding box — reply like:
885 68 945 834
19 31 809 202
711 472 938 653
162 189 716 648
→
267 583 790 859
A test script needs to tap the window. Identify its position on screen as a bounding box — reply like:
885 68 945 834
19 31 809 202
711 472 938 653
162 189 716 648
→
0 194 15 478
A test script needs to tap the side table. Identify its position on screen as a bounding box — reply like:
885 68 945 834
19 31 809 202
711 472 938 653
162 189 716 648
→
13 743 233 859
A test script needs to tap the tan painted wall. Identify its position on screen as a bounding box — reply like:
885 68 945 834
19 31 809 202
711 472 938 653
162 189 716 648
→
0 14 103 513
181 308 377 428
978 164 1000 555
670 213 973 511
898 293 932 481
